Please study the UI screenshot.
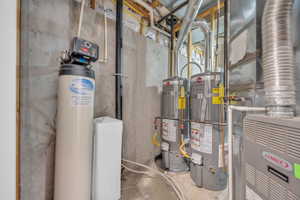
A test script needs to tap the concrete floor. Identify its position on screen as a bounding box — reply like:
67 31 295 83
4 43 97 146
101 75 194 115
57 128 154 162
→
121 162 228 200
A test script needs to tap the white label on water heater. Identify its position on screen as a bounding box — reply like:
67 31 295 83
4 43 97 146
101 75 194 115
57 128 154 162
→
191 122 212 154
69 78 94 106
191 153 202 165
162 119 177 142
246 186 263 200
161 142 169 151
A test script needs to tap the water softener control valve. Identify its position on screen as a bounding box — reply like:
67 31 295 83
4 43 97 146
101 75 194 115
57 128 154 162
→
61 37 99 65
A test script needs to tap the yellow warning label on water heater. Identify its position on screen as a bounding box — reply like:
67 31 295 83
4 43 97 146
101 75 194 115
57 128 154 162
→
212 88 220 94
212 96 222 104
212 85 224 105
178 97 186 110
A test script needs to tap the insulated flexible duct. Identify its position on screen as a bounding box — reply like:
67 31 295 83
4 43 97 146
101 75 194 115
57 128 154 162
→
262 0 296 117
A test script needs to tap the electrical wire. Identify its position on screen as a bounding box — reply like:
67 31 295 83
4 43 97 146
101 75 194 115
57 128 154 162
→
122 159 187 200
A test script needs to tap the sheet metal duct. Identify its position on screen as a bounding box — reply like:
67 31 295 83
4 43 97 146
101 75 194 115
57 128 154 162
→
174 0 203 75
262 0 296 117
230 0 256 38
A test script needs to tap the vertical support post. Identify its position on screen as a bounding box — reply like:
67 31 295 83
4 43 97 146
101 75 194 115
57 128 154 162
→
91 0 96 9
210 10 216 72
187 32 193 78
116 0 123 120
16 0 21 199
224 0 230 104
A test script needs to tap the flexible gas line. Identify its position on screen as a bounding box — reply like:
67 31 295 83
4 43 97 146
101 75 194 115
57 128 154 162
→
179 135 190 159
152 131 161 147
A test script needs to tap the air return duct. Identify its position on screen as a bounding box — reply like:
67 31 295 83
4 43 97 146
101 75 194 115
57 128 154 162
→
262 0 296 117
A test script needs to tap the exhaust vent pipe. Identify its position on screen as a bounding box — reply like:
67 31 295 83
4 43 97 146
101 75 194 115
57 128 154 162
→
262 0 296 117
192 20 211 72
174 0 203 75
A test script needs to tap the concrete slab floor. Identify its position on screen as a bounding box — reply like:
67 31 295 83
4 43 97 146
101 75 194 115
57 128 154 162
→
121 163 228 200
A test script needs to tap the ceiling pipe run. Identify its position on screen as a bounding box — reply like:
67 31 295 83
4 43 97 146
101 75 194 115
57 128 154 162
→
133 0 171 37
262 0 296 118
174 0 204 76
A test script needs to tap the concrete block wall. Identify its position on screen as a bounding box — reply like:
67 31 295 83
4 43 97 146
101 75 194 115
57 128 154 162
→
20 0 168 199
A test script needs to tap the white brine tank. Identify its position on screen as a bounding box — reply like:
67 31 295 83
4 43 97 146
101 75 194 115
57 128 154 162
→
92 117 123 200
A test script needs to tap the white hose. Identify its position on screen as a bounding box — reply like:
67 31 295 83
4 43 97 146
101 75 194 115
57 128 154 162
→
122 159 186 200
122 163 183 200
122 160 184 200
121 164 151 176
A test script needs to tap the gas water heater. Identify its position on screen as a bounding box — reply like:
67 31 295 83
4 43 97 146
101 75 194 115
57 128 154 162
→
189 72 227 191
54 37 99 200
161 77 189 172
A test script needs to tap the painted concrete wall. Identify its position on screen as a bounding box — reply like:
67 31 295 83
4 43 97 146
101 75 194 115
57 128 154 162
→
20 0 167 199
0 1 17 200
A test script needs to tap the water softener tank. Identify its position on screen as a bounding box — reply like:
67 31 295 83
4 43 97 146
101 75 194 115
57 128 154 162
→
54 64 95 200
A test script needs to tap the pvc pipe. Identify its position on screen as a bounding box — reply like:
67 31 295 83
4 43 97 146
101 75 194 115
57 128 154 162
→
133 0 171 37
227 105 266 200
99 8 108 63
77 0 85 37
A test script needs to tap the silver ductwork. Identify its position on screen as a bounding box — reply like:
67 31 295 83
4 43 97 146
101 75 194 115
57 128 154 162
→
192 20 211 72
174 0 203 75
262 0 296 117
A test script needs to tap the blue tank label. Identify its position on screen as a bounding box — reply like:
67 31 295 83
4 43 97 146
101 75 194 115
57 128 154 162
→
69 78 94 107
70 78 94 95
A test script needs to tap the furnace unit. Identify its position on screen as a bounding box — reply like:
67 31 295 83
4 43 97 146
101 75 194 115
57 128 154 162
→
243 115 300 200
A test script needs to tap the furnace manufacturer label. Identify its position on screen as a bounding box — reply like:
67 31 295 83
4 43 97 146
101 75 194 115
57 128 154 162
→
262 152 293 172
69 78 94 106
162 119 177 142
191 122 212 154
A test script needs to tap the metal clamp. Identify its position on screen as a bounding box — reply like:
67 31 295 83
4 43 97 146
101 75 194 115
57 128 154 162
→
112 73 128 79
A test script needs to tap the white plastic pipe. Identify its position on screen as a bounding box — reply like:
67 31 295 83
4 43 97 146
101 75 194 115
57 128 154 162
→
77 0 85 37
99 7 108 63
227 105 266 200
133 0 170 37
